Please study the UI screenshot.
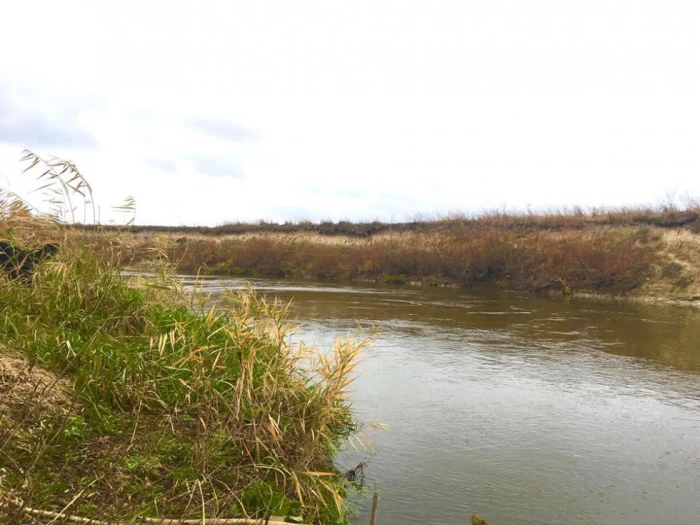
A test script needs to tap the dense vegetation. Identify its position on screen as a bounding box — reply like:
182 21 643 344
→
148 223 655 294
77 204 700 297
0 154 369 524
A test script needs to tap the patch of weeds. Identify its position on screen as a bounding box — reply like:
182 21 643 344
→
64 416 89 440
241 481 296 518
676 275 693 289
77 503 99 517
157 437 193 464
633 227 652 243
123 454 161 477
661 262 684 279
381 273 408 285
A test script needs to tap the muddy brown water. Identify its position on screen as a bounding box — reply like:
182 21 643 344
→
181 275 700 525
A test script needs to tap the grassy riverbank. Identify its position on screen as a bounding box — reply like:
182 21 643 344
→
0 208 368 523
88 207 700 302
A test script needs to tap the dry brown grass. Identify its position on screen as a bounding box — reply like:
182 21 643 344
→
96 224 658 295
64 205 700 298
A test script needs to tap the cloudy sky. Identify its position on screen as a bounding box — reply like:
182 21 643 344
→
1 1 699 225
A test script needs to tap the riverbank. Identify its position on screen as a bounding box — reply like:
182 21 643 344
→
0 225 367 524
80 209 700 305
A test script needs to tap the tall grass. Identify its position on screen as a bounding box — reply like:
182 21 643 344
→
162 225 655 294
0 153 370 524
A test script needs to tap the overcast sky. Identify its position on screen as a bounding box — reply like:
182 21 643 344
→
1 1 699 225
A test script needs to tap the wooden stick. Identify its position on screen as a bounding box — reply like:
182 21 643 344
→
0 502 113 525
369 483 379 525
0 500 298 525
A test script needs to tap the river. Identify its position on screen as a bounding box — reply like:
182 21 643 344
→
185 275 700 525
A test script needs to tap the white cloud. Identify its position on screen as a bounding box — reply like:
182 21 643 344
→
0 0 699 225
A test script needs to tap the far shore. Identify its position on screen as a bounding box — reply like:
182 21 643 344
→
72 208 700 307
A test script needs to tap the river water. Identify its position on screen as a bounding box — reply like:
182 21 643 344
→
188 276 700 525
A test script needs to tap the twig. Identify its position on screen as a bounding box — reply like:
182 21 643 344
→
574 254 594 282
46 487 88 525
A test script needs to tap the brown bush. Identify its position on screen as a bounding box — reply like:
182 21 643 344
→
159 224 654 294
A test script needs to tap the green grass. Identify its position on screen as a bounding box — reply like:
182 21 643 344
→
0 229 369 524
